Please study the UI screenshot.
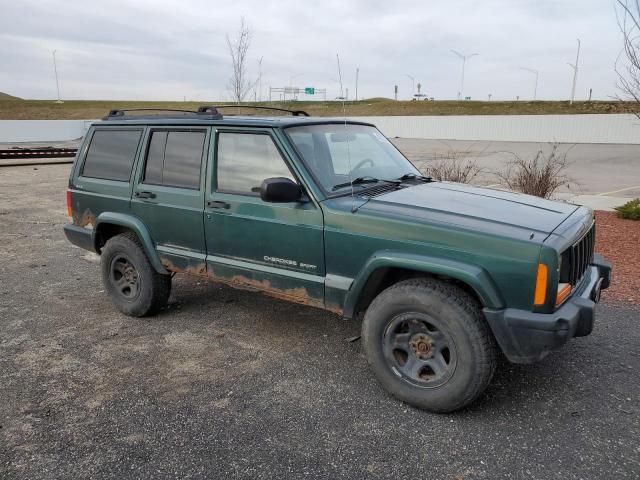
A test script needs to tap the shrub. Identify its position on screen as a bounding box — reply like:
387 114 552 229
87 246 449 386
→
496 143 572 198
422 151 483 183
615 198 640 220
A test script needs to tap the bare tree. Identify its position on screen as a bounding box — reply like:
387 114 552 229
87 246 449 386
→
615 0 640 113
226 17 253 104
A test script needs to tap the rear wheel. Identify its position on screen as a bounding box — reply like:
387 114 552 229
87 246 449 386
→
101 233 171 317
362 278 497 412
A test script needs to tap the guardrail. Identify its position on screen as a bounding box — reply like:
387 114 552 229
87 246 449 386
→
0 148 77 159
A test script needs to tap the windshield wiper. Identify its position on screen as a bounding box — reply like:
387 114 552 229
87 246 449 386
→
331 177 381 191
398 173 433 182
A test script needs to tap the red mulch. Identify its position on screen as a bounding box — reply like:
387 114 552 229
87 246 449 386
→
595 211 640 305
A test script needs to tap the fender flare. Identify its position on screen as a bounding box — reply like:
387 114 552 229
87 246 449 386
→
342 251 505 318
94 212 168 274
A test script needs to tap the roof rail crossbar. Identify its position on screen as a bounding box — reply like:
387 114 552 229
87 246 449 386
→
205 105 310 117
103 108 222 120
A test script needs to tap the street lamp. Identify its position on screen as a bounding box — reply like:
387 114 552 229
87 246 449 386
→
257 56 263 102
519 67 539 100
567 39 581 104
405 74 415 98
355 67 359 101
52 50 63 103
451 50 478 100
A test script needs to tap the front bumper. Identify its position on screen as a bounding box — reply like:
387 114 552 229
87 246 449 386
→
483 254 612 364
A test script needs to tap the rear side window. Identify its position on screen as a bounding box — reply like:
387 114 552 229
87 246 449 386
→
81 129 142 181
143 130 205 189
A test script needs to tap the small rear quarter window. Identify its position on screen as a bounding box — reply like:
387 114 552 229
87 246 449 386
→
81 129 142 181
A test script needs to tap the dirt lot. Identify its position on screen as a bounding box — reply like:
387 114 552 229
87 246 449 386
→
1 165 639 479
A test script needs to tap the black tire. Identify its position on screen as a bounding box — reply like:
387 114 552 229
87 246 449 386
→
100 232 171 317
362 278 497 413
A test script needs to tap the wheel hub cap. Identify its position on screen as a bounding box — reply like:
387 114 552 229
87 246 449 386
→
409 333 433 359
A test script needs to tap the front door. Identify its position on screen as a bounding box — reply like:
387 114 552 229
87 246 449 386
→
204 128 325 308
131 127 209 274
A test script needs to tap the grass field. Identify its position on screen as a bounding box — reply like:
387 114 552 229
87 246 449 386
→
0 97 634 119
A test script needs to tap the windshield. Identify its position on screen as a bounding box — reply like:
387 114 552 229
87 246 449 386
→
285 123 419 193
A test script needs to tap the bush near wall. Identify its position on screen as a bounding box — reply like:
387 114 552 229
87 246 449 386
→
615 198 640 220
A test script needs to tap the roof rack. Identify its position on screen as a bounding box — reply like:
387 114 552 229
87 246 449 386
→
102 106 222 121
208 105 310 117
101 105 309 121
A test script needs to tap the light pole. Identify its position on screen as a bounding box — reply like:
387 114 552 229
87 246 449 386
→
52 50 62 103
451 50 478 100
519 67 539 100
567 39 580 104
355 67 359 101
257 56 263 102
405 74 415 99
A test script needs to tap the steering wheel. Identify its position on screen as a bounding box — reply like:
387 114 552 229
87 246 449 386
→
352 158 374 171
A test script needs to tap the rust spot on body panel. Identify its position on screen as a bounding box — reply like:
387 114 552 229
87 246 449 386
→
159 257 208 277
72 209 96 228
159 258 333 313
207 268 325 309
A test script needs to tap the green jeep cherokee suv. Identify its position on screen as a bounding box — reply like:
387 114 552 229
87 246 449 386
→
64 106 611 412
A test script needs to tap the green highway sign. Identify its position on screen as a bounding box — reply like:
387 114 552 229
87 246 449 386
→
304 87 315 95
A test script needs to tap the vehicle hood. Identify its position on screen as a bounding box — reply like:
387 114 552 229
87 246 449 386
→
360 182 578 236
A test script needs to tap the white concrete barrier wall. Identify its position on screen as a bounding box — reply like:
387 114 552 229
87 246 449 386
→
1 114 640 144
349 114 640 144
0 120 93 143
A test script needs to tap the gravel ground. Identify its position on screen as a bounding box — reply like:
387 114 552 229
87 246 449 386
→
595 211 640 305
1 165 639 479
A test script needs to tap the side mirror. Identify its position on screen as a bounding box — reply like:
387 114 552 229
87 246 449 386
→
260 177 303 203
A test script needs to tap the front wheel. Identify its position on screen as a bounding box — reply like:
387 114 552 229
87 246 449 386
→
362 278 497 412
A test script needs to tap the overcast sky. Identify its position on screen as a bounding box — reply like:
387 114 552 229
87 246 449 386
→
0 0 626 101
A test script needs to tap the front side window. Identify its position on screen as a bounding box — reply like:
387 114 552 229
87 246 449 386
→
286 123 419 194
216 132 295 195
143 130 205 189
81 129 142 181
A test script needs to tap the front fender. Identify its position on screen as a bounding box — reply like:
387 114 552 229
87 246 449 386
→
343 251 505 318
95 212 167 274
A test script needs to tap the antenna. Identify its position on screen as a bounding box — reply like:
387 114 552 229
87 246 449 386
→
336 53 356 212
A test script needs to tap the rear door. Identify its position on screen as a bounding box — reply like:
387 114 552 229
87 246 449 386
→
204 127 325 308
131 126 209 274
71 126 143 228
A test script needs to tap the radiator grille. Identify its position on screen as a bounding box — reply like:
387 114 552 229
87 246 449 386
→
562 223 595 285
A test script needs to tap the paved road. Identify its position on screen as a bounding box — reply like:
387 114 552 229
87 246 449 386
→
1 164 639 479
392 139 640 198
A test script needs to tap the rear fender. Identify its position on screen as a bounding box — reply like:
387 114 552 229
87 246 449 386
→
94 212 167 274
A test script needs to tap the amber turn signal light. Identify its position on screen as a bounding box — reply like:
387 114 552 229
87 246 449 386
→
556 283 572 305
533 263 548 306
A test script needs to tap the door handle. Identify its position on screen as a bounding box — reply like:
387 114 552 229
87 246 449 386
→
134 191 156 199
207 200 230 209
